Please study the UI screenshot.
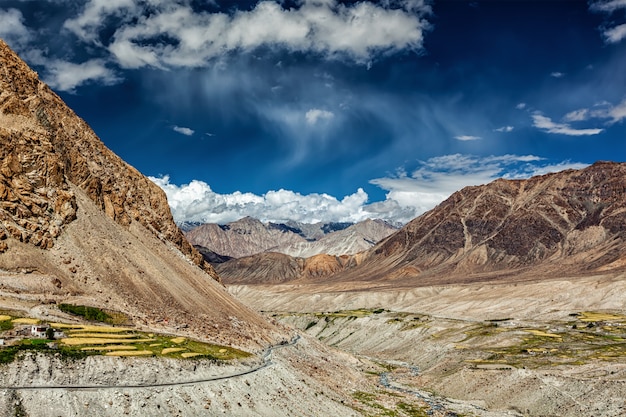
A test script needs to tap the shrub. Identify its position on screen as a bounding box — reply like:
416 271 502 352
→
58 304 112 323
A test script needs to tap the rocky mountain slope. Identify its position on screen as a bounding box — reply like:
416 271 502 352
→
218 162 626 285
186 217 396 260
0 39 280 348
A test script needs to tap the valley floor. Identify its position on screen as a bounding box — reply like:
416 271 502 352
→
229 271 626 416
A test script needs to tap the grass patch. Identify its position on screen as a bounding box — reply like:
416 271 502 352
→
0 318 12 331
58 304 113 323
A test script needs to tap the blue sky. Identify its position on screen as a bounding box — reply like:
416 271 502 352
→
1 0 625 224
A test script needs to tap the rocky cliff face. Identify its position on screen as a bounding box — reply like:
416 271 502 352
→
0 39 217 281
0 40 286 347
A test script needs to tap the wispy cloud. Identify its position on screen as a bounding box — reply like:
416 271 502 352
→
305 109 334 126
590 0 626 43
516 102 526 110
531 113 604 136
173 126 195 136
494 126 514 132
563 99 626 125
550 71 565 78
454 135 481 141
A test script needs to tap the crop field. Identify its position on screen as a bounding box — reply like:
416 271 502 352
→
454 311 626 368
0 308 251 363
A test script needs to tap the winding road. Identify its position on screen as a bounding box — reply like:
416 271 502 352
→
0 335 300 391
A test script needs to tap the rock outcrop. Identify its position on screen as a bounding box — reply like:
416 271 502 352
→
0 39 218 281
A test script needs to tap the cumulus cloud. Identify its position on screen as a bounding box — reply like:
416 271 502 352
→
0 8 32 46
41 58 120 92
152 154 588 225
516 102 527 110
173 126 194 136
60 0 431 70
550 71 565 78
150 175 371 224
454 135 481 141
305 109 334 125
531 113 604 136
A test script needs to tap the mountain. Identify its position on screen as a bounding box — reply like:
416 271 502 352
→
218 162 626 285
185 217 397 260
347 161 626 284
275 219 397 258
0 39 279 347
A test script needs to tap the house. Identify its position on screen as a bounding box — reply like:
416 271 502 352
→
31 324 49 338
30 324 64 339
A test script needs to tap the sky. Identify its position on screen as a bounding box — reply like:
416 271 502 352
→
1 0 625 225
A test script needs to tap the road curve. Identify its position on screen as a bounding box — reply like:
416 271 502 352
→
0 335 300 391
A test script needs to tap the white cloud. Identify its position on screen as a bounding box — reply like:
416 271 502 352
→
563 109 590 122
152 154 589 226
71 0 431 69
173 126 194 136
494 126 514 132
305 109 334 125
150 175 371 224
41 58 120 92
550 71 565 78
531 113 604 136
516 102 526 110
590 0 626 13
561 98 626 125
454 135 481 141
590 1 626 43
63 0 136 43
0 8 32 46
603 23 626 43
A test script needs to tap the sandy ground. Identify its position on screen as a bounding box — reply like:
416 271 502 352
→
228 271 626 416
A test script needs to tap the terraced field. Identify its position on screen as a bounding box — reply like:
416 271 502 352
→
0 311 250 363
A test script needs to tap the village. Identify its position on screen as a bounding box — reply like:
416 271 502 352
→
0 319 65 348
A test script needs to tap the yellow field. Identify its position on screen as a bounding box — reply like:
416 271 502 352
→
81 345 138 351
161 347 185 355
525 329 562 339
181 352 203 358
12 318 38 324
105 350 153 357
69 333 137 339
579 312 626 322
0 315 11 321
61 337 155 346
171 337 186 344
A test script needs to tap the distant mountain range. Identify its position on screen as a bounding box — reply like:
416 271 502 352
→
216 161 626 285
184 217 398 260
